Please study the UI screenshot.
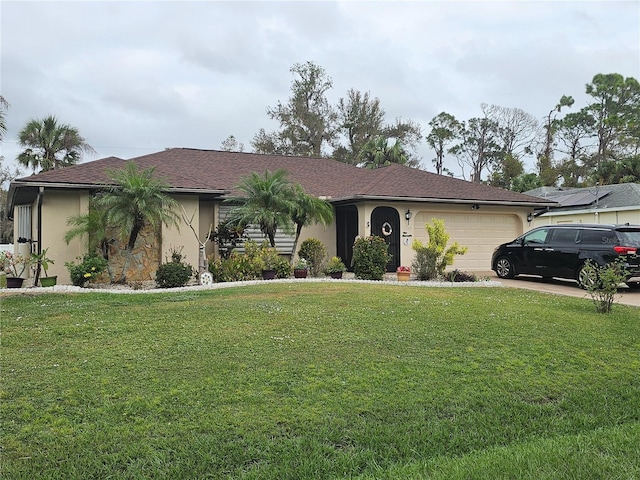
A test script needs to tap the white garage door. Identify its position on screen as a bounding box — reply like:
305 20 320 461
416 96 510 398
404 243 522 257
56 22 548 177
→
414 212 521 271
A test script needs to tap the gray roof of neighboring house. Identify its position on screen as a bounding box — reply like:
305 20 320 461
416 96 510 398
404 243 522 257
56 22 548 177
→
525 183 640 210
8 148 556 216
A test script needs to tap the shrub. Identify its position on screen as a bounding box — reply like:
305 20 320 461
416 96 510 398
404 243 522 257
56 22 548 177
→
352 236 391 280
243 240 263 265
445 269 479 282
412 218 467 280
155 249 194 288
582 260 628 313
258 242 281 271
65 253 108 287
207 240 291 283
324 256 346 275
208 251 260 283
412 247 438 281
213 220 247 259
274 256 292 279
298 238 327 277
208 240 286 283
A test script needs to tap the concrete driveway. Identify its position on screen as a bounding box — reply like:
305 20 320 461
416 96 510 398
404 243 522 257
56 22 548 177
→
487 273 640 307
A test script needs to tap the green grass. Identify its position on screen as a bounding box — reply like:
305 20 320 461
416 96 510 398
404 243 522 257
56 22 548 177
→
1 283 639 479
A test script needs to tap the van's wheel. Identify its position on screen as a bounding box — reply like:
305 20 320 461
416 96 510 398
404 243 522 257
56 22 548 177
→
626 281 640 290
495 257 515 279
577 264 598 289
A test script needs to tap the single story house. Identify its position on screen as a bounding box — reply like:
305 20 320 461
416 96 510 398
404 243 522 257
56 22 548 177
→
527 183 640 226
7 148 556 284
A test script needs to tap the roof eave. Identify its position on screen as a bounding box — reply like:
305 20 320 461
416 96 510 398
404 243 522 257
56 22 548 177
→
328 194 557 208
6 180 229 219
14 180 228 194
166 188 229 195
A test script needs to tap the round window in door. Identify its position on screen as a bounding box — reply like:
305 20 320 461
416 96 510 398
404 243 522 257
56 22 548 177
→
371 206 400 272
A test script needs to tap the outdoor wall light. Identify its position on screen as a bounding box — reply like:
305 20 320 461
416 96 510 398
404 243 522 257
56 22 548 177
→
527 212 534 223
405 209 412 222
471 204 480 210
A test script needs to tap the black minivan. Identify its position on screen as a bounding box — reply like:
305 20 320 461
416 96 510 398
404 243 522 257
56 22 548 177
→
491 223 640 289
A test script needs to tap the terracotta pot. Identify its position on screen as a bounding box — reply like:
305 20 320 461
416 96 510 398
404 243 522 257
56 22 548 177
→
293 269 308 278
397 272 411 282
40 276 57 287
6 277 24 288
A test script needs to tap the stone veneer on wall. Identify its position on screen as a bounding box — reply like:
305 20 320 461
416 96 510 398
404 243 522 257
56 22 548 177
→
96 226 161 283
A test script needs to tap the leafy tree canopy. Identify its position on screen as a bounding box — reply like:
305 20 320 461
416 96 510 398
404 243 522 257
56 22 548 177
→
252 61 422 166
17 115 95 172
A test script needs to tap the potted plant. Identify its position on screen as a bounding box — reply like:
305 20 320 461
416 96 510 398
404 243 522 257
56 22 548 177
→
293 258 309 278
259 244 281 280
0 250 32 288
298 238 326 278
324 256 346 279
32 248 57 287
396 265 411 282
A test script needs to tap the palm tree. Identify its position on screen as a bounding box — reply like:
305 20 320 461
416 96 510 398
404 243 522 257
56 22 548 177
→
17 115 95 172
98 162 180 283
358 136 408 169
0 96 8 142
64 196 116 281
289 184 333 264
225 169 296 247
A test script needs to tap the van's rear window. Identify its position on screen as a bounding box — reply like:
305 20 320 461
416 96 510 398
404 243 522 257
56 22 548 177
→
617 230 640 246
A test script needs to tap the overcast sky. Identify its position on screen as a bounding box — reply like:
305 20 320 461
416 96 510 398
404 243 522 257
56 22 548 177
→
1 1 639 180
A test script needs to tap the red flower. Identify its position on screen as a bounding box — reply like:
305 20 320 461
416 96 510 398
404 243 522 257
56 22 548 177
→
397 266 410 272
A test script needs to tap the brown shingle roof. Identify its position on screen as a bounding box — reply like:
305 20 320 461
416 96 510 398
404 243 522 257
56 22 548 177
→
14 148 552 206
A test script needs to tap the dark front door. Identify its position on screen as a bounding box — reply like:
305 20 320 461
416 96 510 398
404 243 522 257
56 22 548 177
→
371 207 400 272
336 205 359 271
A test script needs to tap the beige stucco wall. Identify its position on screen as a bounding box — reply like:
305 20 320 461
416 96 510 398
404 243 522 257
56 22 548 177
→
354 201 531 271
161 195 201 270
40 189 90 284
286 201 532 271
293 221 337 261
34 191 203 285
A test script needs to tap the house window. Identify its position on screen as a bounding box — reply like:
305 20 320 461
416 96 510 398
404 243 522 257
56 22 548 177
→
15 205 31 241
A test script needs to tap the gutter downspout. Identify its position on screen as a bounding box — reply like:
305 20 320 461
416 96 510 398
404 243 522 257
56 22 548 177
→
34 187 44 285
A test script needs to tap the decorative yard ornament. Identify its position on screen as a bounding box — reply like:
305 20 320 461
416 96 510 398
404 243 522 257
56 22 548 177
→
199 271 213 285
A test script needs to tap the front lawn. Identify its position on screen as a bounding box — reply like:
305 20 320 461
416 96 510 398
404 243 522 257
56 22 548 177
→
1 283 639 479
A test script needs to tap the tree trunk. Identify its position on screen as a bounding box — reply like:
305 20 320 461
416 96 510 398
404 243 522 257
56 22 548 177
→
198 245 207 278
117 247 133 283
101 239 115 282
268 233 276 247
118 225 142 283
290 224 304 265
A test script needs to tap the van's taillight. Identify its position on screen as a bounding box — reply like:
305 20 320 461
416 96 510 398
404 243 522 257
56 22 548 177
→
614 246 637 255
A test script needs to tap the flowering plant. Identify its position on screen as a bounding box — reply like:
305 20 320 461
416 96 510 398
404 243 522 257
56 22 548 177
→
294 258 308 270
397 265 411 272
0 250 32 277
65 253 108 287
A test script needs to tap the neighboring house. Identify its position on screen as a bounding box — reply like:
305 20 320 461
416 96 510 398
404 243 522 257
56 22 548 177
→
7 148 555 284
527 184 640 227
